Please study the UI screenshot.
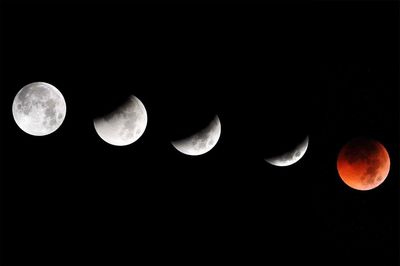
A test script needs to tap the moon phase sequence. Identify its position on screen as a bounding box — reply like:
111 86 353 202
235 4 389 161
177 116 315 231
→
10 83 393 192
93 95 148 146
12 82 66 136
265 136 309 167
172 115 221 156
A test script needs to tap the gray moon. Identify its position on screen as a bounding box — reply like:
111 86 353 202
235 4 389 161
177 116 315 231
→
265 136 309 167
171 115 221 156
93 95 147 146
12 82 67 136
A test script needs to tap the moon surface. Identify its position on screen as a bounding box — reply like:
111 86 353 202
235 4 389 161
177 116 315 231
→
12 82 66 136
265 136 309 167
172 115 221 156
337 137 390 191
93 95 147 146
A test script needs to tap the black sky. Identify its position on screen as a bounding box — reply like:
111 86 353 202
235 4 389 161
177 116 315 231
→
0 2 399 265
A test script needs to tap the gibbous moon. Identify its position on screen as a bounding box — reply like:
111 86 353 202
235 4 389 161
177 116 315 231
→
265 136 309 167
172 115 221 156
93 95 147 146
337 137 390 191
12 82 66 136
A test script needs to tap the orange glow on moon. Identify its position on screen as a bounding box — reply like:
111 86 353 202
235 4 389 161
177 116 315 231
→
337 138 390 191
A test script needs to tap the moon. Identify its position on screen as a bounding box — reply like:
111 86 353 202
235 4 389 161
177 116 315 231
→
171 115 221 156
265 136 309 167
12 82 66 136
93 95 147 146
337 137 390 191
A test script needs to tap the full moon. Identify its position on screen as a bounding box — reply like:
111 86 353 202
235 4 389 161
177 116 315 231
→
93 95 147 146
337 137 390 191
265 136 309 167
171 115 221 156
12 82 67 136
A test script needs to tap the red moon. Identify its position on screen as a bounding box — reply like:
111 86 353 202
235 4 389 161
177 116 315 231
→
337 138 390 191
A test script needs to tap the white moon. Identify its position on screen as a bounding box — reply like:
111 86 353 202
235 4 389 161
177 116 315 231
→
171 115 221 156
265 136 309 167
93 95 147 146
12 82 66 136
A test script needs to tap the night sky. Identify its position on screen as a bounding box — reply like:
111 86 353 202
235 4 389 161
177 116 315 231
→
0 2 399 265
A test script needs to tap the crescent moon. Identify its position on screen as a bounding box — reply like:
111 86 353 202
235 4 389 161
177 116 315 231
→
171 115 221 156
93 95 147 146
265 136 309 167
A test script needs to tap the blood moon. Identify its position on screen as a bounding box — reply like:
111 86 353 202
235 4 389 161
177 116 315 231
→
337 138 390 191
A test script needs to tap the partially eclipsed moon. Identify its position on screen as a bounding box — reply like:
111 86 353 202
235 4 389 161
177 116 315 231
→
12 82 66 136
265 136 309 167
93 95 147 146
172 115 221 156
